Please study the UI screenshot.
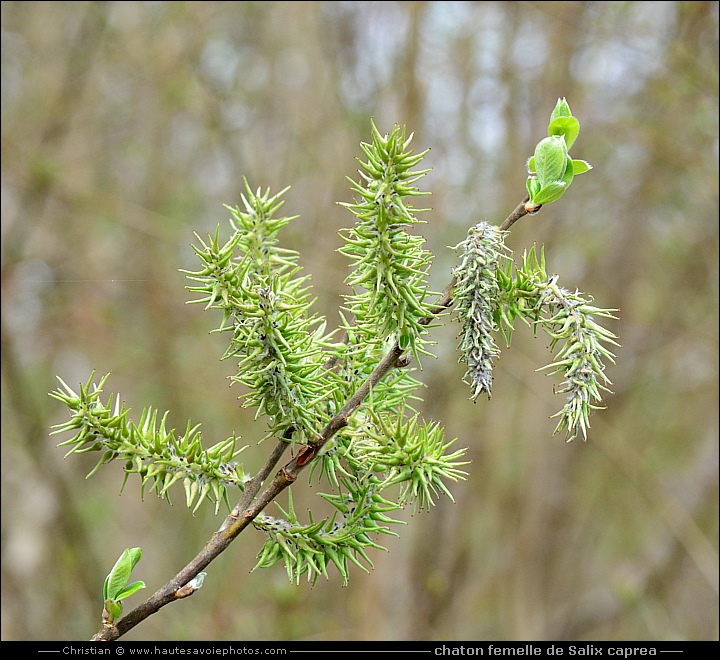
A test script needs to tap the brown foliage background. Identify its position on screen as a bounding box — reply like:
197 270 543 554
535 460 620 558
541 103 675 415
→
1 1 717 642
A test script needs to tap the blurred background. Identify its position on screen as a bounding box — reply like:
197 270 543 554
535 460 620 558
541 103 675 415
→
1 0 717 642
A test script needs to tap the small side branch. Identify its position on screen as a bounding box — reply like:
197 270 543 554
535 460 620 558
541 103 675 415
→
500 196 532 232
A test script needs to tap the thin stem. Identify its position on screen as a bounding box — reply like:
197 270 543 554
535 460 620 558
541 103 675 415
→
235 432 290 513
92 196 536 641
500 196 532 232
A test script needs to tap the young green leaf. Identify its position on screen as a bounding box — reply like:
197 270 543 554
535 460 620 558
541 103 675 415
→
115 580 146 602
102 548 145 623
550 97 573 121
533 135 568 188
569 159 592 175
526 176 542 201
104 599 123 623
532 181 567 206
105 548 142 601
548 116 580 150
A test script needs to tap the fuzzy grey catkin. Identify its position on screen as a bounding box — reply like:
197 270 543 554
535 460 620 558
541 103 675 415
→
452 222 510 400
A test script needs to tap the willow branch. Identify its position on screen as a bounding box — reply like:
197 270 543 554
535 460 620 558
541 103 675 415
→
92 196 535 641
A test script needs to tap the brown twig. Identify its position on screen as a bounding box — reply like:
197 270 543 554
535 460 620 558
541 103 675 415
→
500 195 532 232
